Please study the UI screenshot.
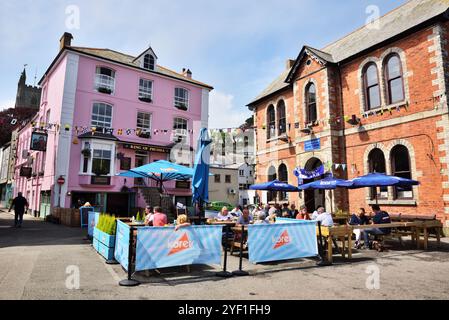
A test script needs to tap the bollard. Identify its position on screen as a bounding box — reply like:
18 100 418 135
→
232 224 249 276
119 226 140 286
216 225 233 278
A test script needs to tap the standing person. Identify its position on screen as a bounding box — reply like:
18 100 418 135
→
8 192 29 228
152 206 168 227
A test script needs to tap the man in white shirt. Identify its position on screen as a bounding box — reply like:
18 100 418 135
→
313 205 334 227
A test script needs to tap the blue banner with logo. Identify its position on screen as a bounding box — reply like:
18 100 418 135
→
135 225 222 271
247 220 318 264
88 212 99 238
114 220 130 271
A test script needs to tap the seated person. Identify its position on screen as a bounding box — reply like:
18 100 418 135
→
311 206 321 220
314 206 334 227
254 212 270 224
152 206 168 227
296 205 311 220
175 214 191 231
290 204 299 218
216 206 234 221
237 208 254 225
267 207 278 223
348 208 370 249
230 206 243 217
144 205 154 226
363 204 391 249
281 203 292 218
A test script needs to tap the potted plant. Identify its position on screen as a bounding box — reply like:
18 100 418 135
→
93 214 117 260
81 148 91 157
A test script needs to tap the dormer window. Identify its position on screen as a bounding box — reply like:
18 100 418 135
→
143 54 155 70
174 87 189 110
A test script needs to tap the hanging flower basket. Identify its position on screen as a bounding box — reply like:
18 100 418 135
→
81 148 91 157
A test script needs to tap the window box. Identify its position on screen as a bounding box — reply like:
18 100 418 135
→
31 172 37 178
38 171 44 177
175 103 188 111
138 97 153 103
97 87 113 94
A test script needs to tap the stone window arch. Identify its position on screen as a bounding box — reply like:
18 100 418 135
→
383 53 405 104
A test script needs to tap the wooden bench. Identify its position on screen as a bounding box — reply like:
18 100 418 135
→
317 225 353 263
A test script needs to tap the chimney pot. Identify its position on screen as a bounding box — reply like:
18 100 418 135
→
286 59 295 70
186 69 192 79
60 32 73 51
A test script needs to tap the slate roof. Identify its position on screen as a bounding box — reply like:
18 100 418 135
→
66 46 213 89
248 0 449 107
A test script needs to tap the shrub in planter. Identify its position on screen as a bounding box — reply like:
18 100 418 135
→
94 213 117 260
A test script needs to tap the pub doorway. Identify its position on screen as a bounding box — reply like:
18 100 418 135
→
303 157 325 213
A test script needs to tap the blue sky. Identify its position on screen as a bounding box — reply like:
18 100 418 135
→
0 0 406 128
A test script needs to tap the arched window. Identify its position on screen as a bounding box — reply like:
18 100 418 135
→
278 164 288 201
306 83 317 124
277 100 286 136
391 145 413 199
267 166 277 202
368 148 387 199
143 54 155 70
363 63 381 110
267 105 275 139
384 54 404 104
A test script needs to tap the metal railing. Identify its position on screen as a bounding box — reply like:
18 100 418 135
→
95 74 115 92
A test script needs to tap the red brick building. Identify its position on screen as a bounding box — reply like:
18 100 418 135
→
247 0 449 225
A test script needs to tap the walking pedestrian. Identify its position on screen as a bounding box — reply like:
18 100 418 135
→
8 192 29 228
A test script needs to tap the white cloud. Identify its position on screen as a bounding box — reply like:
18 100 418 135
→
209 90 251 129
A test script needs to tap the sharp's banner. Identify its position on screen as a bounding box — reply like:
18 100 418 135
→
135 225 222 271
247 220 318 264
114 220 130 271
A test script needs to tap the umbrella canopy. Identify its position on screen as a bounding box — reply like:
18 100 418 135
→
192 128 212 205
250 180 299 192
118 160 196 194
349 173 420 188
298 176 353 190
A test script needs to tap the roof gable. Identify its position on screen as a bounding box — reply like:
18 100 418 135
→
285 46 334 83
133 46 158 61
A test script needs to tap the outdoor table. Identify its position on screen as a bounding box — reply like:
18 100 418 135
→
350 221 422 248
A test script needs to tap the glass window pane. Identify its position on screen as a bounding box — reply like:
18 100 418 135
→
368 86 381 108
389 78 404 103
387 56 401 79
366 64 378 87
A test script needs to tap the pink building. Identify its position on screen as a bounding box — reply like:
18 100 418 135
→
13 33 212 216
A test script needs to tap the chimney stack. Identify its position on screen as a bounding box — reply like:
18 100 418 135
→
60 32 73 51
182 68 192 79
286 59 295 70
